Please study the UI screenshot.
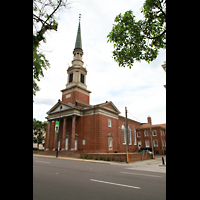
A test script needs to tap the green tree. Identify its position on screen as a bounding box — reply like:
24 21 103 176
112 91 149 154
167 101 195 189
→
107 0 166 69
33 118 47 149
33 0 70 97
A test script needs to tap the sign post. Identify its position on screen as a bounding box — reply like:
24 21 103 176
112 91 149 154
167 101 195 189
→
55 120 59 157
83 140 85 161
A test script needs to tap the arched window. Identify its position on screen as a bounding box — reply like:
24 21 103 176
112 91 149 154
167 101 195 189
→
122 125 126 144
133 128 137 145
128 126 132 145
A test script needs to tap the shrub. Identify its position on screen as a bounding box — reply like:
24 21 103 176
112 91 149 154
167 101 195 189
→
94 156 98 160
100 157 103 160
107 156 110 161
84 154 88 159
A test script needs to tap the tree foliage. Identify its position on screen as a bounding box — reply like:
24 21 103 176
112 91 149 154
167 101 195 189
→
33 0 70 97
107 0 166 68
33 118 47 149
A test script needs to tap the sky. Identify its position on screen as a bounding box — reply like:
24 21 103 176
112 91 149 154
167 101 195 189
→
33 0 166 125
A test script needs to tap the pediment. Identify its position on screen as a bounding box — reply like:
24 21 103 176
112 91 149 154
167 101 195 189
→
46 101 74 115
99 101 121 114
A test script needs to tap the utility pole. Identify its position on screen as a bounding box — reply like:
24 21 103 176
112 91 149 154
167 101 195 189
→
149 116 155 159
125 107 129 163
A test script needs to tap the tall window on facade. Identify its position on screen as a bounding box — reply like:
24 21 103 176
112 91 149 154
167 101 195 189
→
144 130 148 137
133 128 137 145
153 140 158 147
69 73 73 83
108 119 111 127
122 125 126 144
81 74 84 83
128 126 132 145
152 130 157 136
145 140 150 147
137 132 141 137
108 133 113 150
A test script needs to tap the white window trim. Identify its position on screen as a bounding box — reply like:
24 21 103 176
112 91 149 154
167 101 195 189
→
138 141 142 149
152 130 157 136
145 140 150 147
137 132 141 138
122 125 126 145
128 126 132 145
108 135 113 150
133 128 137 145
144 130 148 137
108 119 112 127
153 140 158 147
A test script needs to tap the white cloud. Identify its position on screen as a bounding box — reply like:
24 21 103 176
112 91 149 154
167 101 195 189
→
33 0 166 124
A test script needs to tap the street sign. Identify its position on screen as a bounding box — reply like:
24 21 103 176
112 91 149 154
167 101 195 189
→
83 140 85 145
55 121 59 133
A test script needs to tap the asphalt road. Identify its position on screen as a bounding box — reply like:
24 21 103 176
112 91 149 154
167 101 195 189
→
33 156 166 200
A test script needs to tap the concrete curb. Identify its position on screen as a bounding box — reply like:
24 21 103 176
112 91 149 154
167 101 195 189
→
33 154 166 170
33 154 110 164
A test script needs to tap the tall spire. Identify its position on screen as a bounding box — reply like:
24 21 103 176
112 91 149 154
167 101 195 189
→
74 14 82 51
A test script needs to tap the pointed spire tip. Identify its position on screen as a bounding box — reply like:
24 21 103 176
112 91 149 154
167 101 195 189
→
79 14 81 21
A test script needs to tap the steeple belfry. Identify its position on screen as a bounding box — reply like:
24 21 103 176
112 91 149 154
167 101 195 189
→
61 14 91 105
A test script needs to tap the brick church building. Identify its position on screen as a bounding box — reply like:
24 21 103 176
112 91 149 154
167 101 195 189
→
44 19 166 155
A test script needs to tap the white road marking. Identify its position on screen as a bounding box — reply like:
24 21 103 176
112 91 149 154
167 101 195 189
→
121 171 162 178
35 160 51 164
90 179 140 189
125 167 166 173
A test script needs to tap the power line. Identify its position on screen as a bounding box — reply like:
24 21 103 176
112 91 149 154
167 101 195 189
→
127 110 142 122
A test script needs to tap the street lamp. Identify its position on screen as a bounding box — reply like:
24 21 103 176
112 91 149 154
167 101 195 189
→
56 99 62 158
149 116 155 159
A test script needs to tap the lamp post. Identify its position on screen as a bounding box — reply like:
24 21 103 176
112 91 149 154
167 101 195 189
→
149 116 155 159
56 99 62 158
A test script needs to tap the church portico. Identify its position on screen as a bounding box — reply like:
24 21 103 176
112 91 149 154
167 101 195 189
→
45 108 80 151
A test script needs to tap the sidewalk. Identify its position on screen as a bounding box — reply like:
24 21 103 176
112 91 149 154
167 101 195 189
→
33 154 166 173
120 155 166 173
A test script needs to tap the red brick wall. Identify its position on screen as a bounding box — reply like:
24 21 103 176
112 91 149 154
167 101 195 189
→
45 110 165 155
137 127 166 155
81 114 140 154
118 118 139 153
62 90 90 105
80 152 152 162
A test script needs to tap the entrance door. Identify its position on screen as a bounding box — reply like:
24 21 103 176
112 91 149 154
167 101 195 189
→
65 138 68 150
138 141 141 150
75 139 77 150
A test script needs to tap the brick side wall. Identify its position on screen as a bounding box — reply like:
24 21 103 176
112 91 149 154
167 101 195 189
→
137 127 166 155
80 152 152 162
118 118 140 153
45 111 165 155
62 90 89 104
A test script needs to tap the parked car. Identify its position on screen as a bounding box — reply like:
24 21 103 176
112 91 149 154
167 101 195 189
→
141 150 152 154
